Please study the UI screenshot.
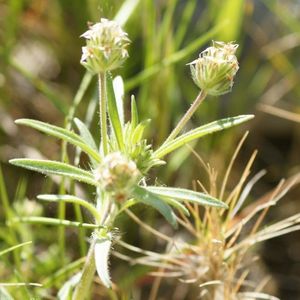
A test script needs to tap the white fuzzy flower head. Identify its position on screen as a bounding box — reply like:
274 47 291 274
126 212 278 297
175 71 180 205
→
80 18 130 73
94 152 140 201
189 41 239 96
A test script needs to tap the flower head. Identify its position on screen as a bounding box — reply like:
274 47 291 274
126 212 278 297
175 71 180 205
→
94 152 140 201
80 18 130 73
189 41 239 96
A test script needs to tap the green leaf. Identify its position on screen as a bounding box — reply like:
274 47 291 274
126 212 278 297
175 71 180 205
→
15 119 101 163
131 95 138 127
37 194 100 222
132 186 178 228
162 197 190 216
58 272 81 300
94 233 113 288
9 159 98 186
107 72 125 151
113 76 125 126
73 117 99 167
132 119 150 144
155 115 254 158
145 186 228 208
73 118 98 152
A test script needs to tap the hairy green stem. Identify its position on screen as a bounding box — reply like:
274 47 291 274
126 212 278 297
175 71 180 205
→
164 90 207 143
72 238 97 300
9 217 102 229
99 72 108 155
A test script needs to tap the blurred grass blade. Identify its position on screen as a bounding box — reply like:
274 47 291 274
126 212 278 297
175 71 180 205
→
37 194 100 222
9 159 98 186
0 166 12 219
106 73 125 150
15 119 101 163
0 241 32 257
215 0 245 41
0 287 13 300
9 59 68 115
262 0 300 34
42 257 85 288
114 0 141 26
67 71 93 129
174 0 198 48
146 186 228 208
154 115 254 158
132 186 178 228
125 22 225 91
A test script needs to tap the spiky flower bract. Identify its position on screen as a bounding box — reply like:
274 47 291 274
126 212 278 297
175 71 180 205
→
189 41 239 96
80 18 130 73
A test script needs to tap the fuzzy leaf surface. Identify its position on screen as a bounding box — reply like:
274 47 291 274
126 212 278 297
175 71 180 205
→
94 234 112 288
107 72 125 150
37 194 100 221
155 115 254 158
9 159 98 186
146 186 228 208
73 118 98 152
132 186 178 228
15 119 101 163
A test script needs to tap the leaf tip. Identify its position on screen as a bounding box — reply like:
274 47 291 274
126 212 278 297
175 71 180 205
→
8 159 17 165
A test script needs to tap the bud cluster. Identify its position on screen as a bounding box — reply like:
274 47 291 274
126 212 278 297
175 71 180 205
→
189 41 239 96
80 18 130 73
94 152 140 201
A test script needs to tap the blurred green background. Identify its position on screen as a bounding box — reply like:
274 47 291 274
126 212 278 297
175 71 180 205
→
0 0 300 299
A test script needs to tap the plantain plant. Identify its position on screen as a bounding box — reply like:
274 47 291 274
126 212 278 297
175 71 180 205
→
9 18 253 299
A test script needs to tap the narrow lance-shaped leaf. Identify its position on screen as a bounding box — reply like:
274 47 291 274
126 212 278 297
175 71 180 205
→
131 185 178 228
15 119 101 163
113 75 125 126
161 197 190 216
94 233 113 288
130 95 138 127
74 118 98 152
106 72 125 151
58 272 82 300
146 186 228 208
37 194 100 222
132 119 151 144
9 159 98 186
155 115 254 158
73 117 99 167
